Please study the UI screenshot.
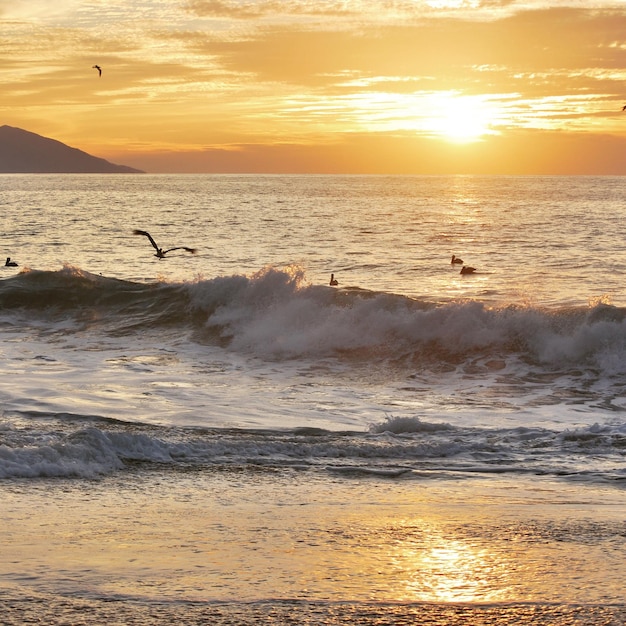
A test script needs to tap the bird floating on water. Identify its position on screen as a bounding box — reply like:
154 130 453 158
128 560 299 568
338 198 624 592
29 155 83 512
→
132 230 197 258
451 255 463 265
4 257 17 267
329 273 339 286
92 64 102 77
460 265 476 275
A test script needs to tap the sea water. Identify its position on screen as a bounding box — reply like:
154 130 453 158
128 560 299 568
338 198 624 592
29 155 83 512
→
0 174 624 624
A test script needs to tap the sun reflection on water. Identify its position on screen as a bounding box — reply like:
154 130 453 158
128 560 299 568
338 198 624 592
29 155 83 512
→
388 521 509 604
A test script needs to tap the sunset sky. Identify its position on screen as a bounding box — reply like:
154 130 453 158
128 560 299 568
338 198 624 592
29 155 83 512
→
2 0 626 174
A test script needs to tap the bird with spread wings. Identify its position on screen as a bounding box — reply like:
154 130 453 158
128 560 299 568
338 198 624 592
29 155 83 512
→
133 230 197 258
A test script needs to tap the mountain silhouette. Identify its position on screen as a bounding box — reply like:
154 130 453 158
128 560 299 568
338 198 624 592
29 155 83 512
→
0 125 144 173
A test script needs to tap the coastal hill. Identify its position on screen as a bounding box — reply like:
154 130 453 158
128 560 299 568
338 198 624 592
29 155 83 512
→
0 125 144 173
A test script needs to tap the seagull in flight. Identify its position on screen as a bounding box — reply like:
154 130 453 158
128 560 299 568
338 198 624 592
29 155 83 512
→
133 230 197 258
92 64 102 77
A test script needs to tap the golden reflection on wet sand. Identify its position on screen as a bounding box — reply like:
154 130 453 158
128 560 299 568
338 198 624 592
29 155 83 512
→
393 528 502 603
1 473 624 608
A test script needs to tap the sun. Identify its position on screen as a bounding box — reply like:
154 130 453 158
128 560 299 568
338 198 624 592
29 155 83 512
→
438 111 490 142
423 93 498 143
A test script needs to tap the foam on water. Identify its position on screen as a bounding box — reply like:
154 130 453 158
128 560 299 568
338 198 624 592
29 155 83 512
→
1 265 626 445
3 265 626 374
1 413 624 481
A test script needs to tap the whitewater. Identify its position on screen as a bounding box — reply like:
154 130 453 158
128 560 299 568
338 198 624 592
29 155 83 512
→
0 174 624 625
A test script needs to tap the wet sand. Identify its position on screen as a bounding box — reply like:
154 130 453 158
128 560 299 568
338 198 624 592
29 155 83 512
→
1 470 625 625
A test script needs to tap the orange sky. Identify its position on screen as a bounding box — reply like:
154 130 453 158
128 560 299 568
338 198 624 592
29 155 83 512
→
2 0 626 174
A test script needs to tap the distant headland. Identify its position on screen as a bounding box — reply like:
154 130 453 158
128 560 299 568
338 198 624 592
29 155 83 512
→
0 125 144 173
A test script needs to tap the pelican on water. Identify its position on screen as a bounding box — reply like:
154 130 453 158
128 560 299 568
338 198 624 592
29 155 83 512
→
4 257 17 267
460 265 476 275
451 255 463 265
329 273 339 286
132 230 197 258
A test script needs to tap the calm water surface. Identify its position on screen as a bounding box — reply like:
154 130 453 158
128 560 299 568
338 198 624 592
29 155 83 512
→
3 174 626 305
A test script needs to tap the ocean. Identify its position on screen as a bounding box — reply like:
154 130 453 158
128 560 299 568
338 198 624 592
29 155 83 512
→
0 174 624 625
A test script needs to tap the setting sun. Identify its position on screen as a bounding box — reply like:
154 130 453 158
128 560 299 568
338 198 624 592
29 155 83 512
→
423 93 500 143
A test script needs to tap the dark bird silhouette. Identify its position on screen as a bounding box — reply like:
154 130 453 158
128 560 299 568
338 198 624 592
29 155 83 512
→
329 273 339 286
622 104 626 111
4 257 17 267
132 230 197 258
460 265 476 275
451 255 463 265
93 65 102 77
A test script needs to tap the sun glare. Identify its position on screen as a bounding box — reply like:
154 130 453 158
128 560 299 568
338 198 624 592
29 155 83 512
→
423 93 499 143
390 522 507 604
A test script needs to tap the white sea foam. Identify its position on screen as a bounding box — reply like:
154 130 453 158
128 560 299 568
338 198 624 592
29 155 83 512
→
1 417 624 481
183 269 626 375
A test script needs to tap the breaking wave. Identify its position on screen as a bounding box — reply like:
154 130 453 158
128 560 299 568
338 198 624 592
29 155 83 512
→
2 265 626 376
0 415 624 481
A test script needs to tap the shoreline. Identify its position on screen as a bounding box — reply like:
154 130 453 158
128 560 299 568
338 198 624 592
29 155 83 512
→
2 471 624 610
1 596 625 626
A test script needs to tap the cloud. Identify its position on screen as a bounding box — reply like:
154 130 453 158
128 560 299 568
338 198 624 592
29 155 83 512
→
180 7 626 94
184 0 362 20
183 1 626 23
0 0 81 20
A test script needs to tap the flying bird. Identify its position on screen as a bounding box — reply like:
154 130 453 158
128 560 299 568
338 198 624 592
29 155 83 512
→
622 104 626 111
92 64 102 77
132 230 197 258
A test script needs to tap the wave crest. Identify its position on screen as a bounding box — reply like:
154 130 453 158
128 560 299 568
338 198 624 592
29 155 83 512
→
3 266 626 374
1 419 624 481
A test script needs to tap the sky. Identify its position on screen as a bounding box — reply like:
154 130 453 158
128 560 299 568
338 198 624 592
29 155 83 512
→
2 0 626 174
